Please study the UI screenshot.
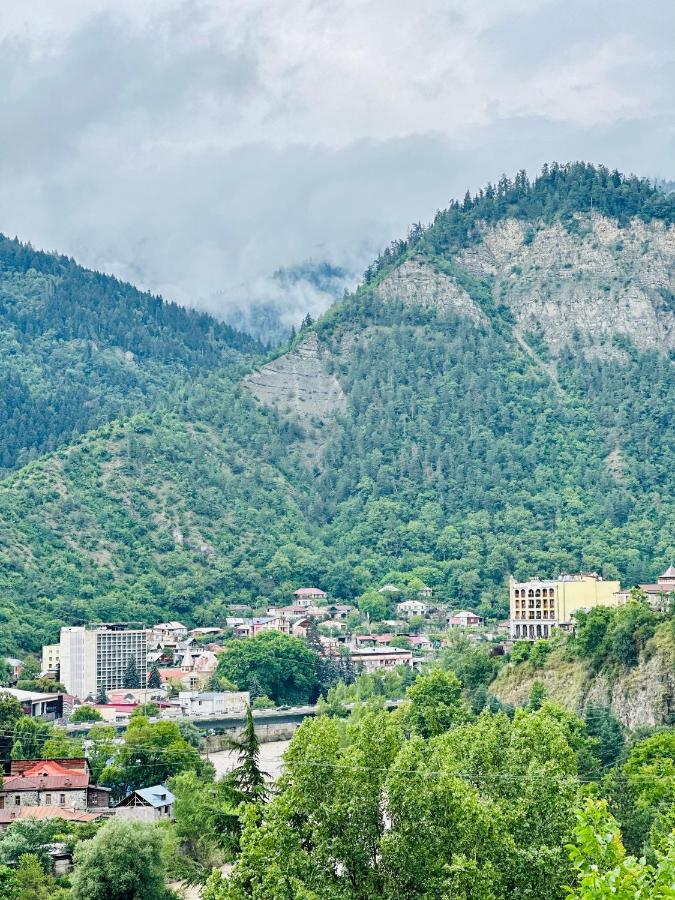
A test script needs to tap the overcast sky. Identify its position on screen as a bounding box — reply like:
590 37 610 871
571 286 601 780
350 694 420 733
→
1 1 674 329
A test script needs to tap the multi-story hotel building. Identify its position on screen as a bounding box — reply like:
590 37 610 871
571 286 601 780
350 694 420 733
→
60 624 147 699
509 572 620 640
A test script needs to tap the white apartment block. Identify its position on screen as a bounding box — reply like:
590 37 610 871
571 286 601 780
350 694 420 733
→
60 624 147 699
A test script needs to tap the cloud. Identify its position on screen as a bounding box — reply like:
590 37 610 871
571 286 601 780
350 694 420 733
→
0 1 673 332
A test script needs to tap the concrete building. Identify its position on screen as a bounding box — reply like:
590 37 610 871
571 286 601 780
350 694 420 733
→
293 587 327 607
151 622 188 644
60 624 148 699
0 687 63 720
509 572 621 640
41 644 60 677
177 690 250 718
396 600 428 618
350 646 413 672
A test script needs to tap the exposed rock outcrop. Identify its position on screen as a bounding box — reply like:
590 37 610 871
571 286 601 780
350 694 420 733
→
244 332 346 455
457 215 675 357
375 258 486 324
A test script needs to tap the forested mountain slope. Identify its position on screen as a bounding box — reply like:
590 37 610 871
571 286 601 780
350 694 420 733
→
1 163 674 653
0 236 260 471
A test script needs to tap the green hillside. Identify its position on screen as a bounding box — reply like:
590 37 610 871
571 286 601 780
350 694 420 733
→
1 163 674 653
0 235 260 471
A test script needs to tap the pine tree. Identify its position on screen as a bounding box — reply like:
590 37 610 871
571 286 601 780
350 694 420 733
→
304 617 323 654
227 708 268 802
10 739 25 760
147 662 161 689
123 655 140 689
96 684 109 705
247 674 264 701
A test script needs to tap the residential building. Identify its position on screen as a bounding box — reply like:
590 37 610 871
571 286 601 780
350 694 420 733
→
378 584 401 595
396 600 428 618
409 635 433 652
418 585 433 598
41 644 60 677
234 616 291 638
0 805 104 830
0 687 63 720
189 627 224 639
59 624 148 699
177 690 250 718
4 658 23 681
350 647 413 672
615 566 675 611
447 610 483 628
326 604 354 619
509 573 621 640
0 759 110 817
293 587 327 606
152 622 188 644
114 785 175 822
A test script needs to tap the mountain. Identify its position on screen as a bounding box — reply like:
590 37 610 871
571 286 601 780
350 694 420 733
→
0 235 260 471
1 162 674 654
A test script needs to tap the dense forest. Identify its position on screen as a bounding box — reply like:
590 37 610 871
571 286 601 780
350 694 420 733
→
0 235 260 470
0 163 673 653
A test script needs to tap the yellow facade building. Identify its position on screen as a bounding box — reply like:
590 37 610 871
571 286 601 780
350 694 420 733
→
41 643 60 676
509 572 620 640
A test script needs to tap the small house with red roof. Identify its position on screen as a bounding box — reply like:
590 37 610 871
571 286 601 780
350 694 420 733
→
293 588 327 608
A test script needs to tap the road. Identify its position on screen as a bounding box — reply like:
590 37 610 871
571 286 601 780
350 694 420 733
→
208 739 291 782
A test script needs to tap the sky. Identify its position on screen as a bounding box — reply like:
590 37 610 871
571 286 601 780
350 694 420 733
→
1 0 674 332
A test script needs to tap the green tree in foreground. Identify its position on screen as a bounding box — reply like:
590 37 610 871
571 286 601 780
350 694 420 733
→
227 708 268 802
402 669 468 738
566 798 675 899
71 818 170 900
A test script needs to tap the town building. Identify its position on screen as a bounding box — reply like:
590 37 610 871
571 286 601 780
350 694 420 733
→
41 644 60 677
615 566 675 611
350 646 413 672
114 785 175 822
418 585 433 598
447 610 483 628
152 622 188 644
378 584 401 595
4 658 23 682
234 616 291 639
59 624 148 699
293 587 327 607
509 572 621 640
409 635 434 652
0 759 110 819
396 600 428 618
0 687 64 720
177 690 250 718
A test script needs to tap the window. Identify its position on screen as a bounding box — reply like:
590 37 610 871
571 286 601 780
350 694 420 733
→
15 796 20 806
45 794 52 805
60 794 66 805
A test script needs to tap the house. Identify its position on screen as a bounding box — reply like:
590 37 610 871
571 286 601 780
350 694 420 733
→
114 785 175 822
234 616 291 638
396 600 428 618
152 622 188 644
293 588 327 607
178 690 250 718
0 759 110 816
378 584 401 595
190 627 225 639
418 585 433 598
350 647 413 672
4 658 24 681
0 687 64 720
354 634 394 648
106 688 167 704
447 610 483 628
157 668 205 692
291 618 312 638
326 604 354 620
0 805 104 831
509 572 620 640
615 566 675 612
409 635 433 652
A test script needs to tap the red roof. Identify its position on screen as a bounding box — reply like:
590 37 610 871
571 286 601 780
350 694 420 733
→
0 806 102 825
4 760 90 792
294 587 326 596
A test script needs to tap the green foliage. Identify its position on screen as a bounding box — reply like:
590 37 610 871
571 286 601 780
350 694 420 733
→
0 692 24 761
566 799 675 899
216 632 320 705
402 669 469 738
100 715 211 799
70 705 103 723
573 603 661 670
226 708 268 802
71 818 171 900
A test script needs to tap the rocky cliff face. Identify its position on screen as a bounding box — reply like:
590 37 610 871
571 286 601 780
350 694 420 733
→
374 258 486 324
244 332 346 455
457 214 675 358
490 635 675 729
